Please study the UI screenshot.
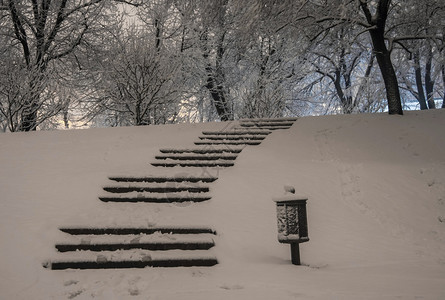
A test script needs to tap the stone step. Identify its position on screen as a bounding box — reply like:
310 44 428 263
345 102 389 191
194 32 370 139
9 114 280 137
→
159 147 243 154
55 236 215 252
47 257 218 270
155 154 238 161
108 176 218 183
232 127 276 131
45 249 218 270
201 130 271 136
151 160 235 167
194 140 261 146
102 186 209 194
239 117 297 122
99 194 212 203
59 226 216 235
46 229 219 269
197 135 265 141
239 122 294 127
238 126 292 130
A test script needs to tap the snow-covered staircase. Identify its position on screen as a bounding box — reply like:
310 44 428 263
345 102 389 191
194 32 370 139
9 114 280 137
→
45 118 297 270
99 175 214 203
47 226 218 269
239 118 295 130
152 147 243 167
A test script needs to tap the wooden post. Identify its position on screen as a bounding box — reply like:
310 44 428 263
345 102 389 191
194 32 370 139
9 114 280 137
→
290 243 301 265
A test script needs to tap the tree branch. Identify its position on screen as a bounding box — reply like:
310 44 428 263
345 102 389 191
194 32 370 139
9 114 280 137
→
44 0 68 56
113 0 142 6
63 0 102 19
48 20 88 61
8 0 31 66
358 0 373 24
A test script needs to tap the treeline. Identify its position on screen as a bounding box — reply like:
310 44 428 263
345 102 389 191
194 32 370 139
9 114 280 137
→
0 0 444 131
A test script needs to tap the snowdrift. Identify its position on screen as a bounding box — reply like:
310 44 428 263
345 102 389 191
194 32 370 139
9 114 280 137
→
1 110 444 299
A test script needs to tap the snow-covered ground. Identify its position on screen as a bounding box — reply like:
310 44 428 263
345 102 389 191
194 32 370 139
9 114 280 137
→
1 110 444 299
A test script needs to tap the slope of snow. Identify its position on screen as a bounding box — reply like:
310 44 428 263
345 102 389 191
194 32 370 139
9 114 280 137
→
1 110 444 299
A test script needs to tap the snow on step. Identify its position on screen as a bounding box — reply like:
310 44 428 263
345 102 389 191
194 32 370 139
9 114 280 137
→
55 234 215 252
238 125 293 130
239 117 297 122
56 233 215 245
151 159 235 167
201 130 271 136
99 191 212 203
239 122 294 127
194 140 261 145
233 127 276 132
103 182 210 188
102 183 210 194
197 135 266 141
159 147 243 154
108 176 218 183
59 226 216 235
155 153 238 161
108 166 222 179
48 257 219 269
47 228 219 269
45 249 218 269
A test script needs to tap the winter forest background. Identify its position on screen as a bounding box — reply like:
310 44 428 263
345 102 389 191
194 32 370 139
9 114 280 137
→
1 0 444 132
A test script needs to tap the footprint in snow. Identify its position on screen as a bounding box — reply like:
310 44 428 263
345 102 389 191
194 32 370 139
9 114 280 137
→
305 263 329 269
130 236 141 244
64 280 79 286
67 289 84 299
220 284 244 290
129 287 139 296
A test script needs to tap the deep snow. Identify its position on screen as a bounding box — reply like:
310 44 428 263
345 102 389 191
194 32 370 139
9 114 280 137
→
1 110 444 299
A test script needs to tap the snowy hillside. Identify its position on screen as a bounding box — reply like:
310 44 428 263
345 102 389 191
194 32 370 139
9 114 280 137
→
1 110 444 299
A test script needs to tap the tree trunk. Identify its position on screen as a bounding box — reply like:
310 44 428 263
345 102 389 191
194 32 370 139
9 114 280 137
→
20 103 39 131
369 28 403 115
424 43 435 109
63 110 69 129
155 18 162 54
339 45 354 113
360 0 403 115
136 101 142 125
355 54 375 112
202 28 232 121
333 69 353 114
413 51 428 110
442 64 445 108
206 66 232 121
20 74 42 131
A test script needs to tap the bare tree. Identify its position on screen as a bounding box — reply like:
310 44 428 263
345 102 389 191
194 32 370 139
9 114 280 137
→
231 1 301 118
304 24 380 114
199 0 233 121
392 0 445 110
0 44 62 131
354 0 403 114
0 0 140 131
85 25 181 126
